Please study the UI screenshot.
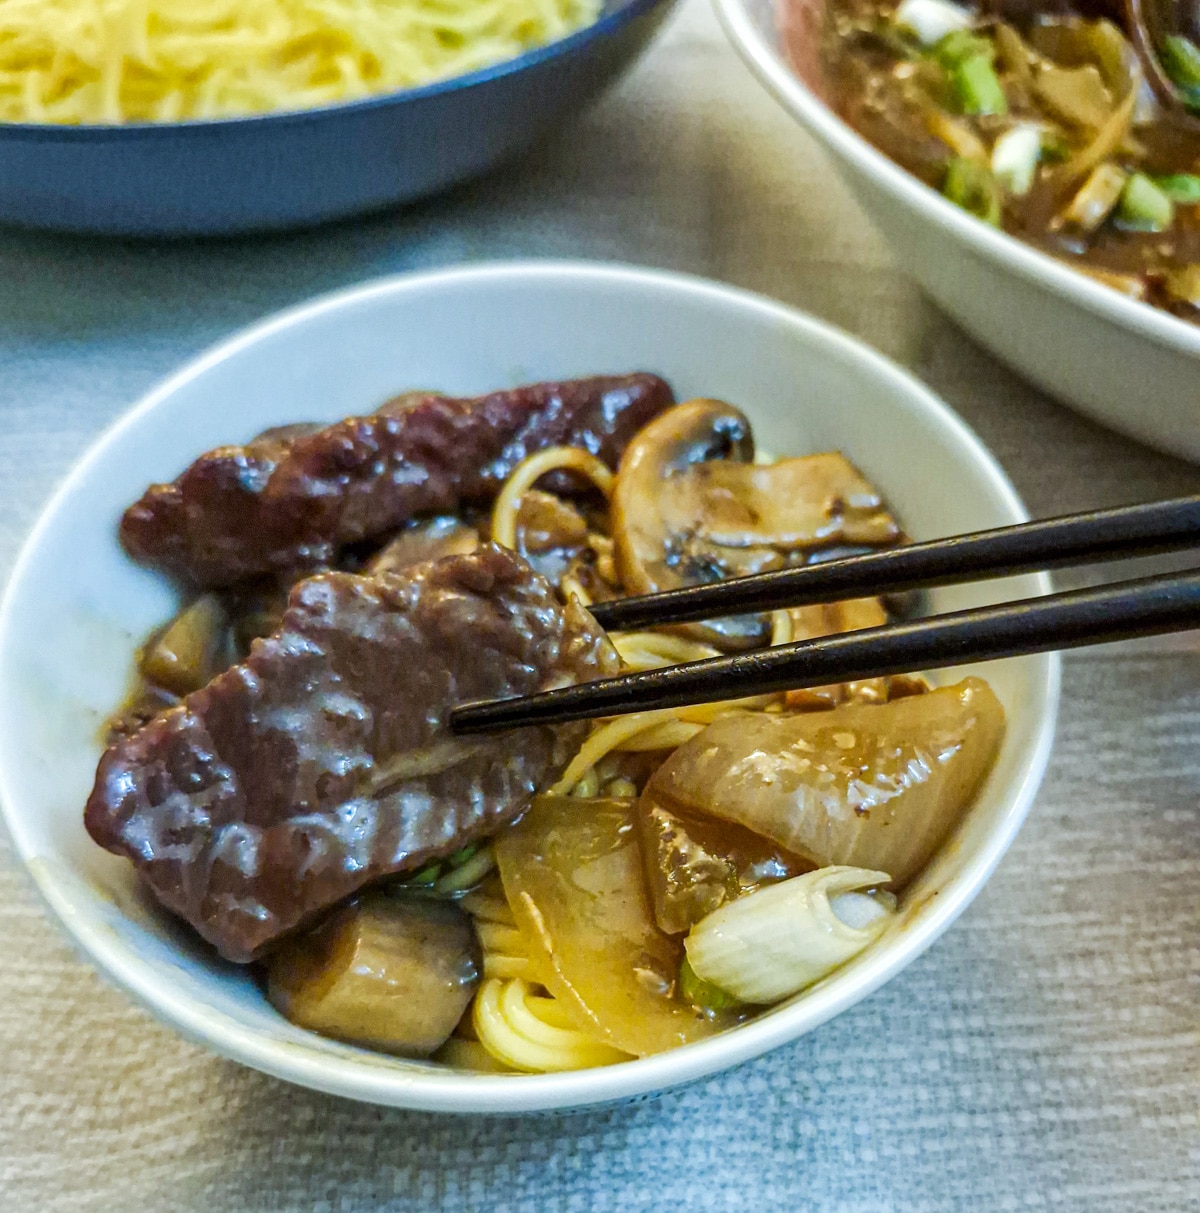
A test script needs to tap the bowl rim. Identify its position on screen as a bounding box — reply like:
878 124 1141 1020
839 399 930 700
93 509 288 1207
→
712 0 1200 359
0 0 670 141
0 259 1060 1114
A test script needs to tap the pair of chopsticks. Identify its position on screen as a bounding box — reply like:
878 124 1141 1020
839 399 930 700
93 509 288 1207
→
449 495 1200 734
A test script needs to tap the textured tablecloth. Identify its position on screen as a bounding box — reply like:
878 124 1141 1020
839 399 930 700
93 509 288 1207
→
1 3 1198 1209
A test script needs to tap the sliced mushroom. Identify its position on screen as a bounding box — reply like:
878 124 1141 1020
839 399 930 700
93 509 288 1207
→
366 515 481 577
139 593 235 696
611 400 901 648
266 894 481 1057
513 490 591 583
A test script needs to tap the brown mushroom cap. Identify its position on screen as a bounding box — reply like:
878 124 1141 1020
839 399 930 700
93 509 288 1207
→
611 400 901 649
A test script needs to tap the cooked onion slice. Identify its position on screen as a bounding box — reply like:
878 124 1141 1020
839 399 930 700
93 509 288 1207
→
643 678 1006 888
685 867 895 1004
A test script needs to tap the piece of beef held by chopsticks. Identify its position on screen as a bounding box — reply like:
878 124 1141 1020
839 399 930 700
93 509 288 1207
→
121 373 675 588
84 547 617 963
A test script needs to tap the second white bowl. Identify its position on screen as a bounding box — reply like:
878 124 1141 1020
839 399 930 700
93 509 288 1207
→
715 0 1200 461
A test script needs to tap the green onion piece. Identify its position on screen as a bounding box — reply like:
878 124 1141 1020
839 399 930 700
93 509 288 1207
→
678 955 742 1012
1117 173 1175 232
408 862 442 886
448 842 479 868
1160 35 1200 109
952 54 1007 115
931 29 994 68
1038 129 1072 164
943 156 1002 224
1151 173 1200 205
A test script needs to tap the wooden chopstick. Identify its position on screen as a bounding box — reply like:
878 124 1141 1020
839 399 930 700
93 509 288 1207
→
450 568 1200 733
588 495 1200 632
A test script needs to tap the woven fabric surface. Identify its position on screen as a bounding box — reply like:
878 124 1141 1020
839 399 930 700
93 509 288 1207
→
0 3 1197 1209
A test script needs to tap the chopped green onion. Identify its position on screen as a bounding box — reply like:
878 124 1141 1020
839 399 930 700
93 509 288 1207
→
678 955 742 1012
1151 174 1200 205
1159 35 1200 110
1117 172 1175 232
448 842 479 868
1038 129 1072 164
893 0 972 48
951 54 1008 116
931 29 994 68
408 862 443 886
943 156 1002 224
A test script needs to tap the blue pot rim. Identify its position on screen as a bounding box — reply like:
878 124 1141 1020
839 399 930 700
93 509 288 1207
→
0 0 672 141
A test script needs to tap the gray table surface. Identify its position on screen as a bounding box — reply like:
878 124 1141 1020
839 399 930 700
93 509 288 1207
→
1 3 1198 1209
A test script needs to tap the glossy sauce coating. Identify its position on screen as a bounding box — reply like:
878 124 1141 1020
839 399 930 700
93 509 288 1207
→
85 547 616 962
121 375 675 587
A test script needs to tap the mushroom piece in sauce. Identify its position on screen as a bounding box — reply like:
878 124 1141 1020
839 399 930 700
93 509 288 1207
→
266 895 481 1057
610 399 902 647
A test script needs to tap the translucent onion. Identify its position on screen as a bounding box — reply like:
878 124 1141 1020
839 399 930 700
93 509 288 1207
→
992 124 1043 197
892 0 972 48
644 678 1005 889
685 867 895 1005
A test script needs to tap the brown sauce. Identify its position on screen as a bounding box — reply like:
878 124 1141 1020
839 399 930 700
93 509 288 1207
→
810 0 1200 319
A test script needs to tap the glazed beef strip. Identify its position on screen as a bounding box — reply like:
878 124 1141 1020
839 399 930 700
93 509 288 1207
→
121 374 674 588
85 547 616 962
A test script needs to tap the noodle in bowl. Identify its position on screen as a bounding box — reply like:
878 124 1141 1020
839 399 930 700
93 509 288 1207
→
0 0 603 124
0 0 675 233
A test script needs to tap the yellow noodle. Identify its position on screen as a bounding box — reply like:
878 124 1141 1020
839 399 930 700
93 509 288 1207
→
611 630 722 672
463 876 535 980
770 607 793 647
472 978 629 1072
0 0 602 124
569 767 600 799
674 694 779 723
458 886 514 925
612 718 705 752
551 692 784 794
475 920 527 956
434 1036 514 1073
490 445 614 552
549 707 694 794
482 953 534 981
559 572 592 607
462 878 627 1071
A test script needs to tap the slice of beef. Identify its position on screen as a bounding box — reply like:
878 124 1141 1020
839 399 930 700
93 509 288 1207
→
121 374 674 588
85 547 616 962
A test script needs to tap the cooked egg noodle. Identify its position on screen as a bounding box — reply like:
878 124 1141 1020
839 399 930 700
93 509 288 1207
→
458 877 629 1071
0 0 603 124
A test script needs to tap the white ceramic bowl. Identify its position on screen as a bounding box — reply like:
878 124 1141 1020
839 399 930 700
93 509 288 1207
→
0 261 1058 1113
715 0 1200 462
